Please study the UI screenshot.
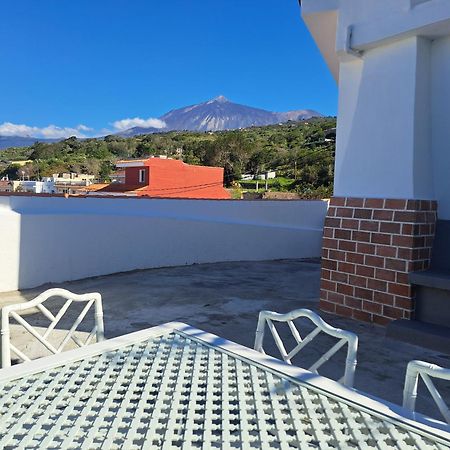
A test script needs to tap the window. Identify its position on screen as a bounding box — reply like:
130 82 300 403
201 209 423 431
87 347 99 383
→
138 169 146 183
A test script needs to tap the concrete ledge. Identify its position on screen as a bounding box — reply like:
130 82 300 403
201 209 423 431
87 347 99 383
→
410 270 450 291
387 319 450 354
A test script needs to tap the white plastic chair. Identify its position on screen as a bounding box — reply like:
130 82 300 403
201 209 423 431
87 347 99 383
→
254 309 358 387
403 360 450 425
1 288 104 368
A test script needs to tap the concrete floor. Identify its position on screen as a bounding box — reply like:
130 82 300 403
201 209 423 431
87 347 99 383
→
1 259 449 421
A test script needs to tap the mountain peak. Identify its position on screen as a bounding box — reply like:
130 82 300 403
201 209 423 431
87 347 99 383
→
209 95 229 103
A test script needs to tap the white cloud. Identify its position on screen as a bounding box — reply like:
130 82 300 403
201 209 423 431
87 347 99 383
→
112 117 166 132
0 122 92 139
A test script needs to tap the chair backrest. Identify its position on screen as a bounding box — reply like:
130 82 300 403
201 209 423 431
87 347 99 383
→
403 360 450 425
254 308 358 387
1 288 104 368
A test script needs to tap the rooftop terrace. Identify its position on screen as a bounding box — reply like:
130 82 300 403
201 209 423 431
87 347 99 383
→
1 258 448 421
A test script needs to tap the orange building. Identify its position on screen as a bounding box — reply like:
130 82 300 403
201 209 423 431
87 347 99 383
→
98 157 231 199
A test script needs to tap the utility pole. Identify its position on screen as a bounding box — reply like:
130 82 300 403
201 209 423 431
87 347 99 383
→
265 172 269 191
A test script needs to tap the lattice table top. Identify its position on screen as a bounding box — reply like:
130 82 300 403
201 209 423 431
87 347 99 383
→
0 322 449 449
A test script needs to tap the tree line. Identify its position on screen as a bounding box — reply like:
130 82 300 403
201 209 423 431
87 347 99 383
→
0 117 336 198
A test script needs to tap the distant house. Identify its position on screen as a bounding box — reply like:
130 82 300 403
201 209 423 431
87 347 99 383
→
0 180 12 193
96 157 231 200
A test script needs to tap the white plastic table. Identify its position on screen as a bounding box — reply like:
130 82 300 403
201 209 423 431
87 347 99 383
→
0 322 449 449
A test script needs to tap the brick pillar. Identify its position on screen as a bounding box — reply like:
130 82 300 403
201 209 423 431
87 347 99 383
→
320 198 437 325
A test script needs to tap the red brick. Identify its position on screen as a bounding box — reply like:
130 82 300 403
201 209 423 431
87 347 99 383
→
379 222 401 234
323 227 333 238
353 209 373 219
322 248 329 259
419 224 431 235
383 305 404 320
324 217 341 228
339 240 357 252
336 208 354 218
328 292 345 304
373 210 393 221
385 199 407 210
385 258 406 271
375 269 396 282
327 207 337 217
371 233 392 245
321 280 336 291
364 198 384 208
352 309 372 322
320 300 336 313
329 250 346 261
394 297 413 309
360 220 379 232
419 248 431 260
335 305 353 317
417 200 428 210
346 198 364 207
376 246 397 258
330 271 348 283
330 197 346 207
365 255 385 268
322 238 338 249
388 283 411 297
356 265 375 278
408 260 426 272
401 223 419 236
320 289 328 300
341 219 360 230
338 262 356 274
337 283 354 296
373 314 391 326
367 278 388 292
346 252 365 264
322 259 338 270
397 247 413 260
396 272 409 284
406 199 421 210
321 269 331 280
353 231 371 242
345 297 362 309
349 275 367 288
335 229 352 240
355 287 374 301
363 301 382 314
373 291 395 305
394 211 418 223
356 243 376 255
392 235 415 248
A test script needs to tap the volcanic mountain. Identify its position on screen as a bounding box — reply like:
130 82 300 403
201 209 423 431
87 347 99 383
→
119 96 322 136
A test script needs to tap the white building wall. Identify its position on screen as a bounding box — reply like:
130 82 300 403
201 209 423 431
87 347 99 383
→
431 35 450 219
335 37 434 199
0 196 327 293
0 199 21 292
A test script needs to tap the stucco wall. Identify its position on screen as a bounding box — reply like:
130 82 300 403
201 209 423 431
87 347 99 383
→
0 196 327 293
431 35 450 220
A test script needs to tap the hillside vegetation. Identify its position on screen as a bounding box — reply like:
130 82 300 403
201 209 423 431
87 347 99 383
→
0 117 336 198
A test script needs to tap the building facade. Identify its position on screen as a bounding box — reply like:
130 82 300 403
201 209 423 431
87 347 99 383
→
302 0 450 336
98 157 231 200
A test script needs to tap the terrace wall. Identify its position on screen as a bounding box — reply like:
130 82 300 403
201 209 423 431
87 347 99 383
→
0 195 327 293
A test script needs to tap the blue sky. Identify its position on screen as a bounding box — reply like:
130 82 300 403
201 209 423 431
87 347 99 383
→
0 0 337 138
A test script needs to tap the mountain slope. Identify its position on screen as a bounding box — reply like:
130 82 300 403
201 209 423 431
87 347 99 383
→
0 136 59 151
121 96 322 136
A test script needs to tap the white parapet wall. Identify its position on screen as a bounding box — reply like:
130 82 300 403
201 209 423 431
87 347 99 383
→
0 195 328 293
